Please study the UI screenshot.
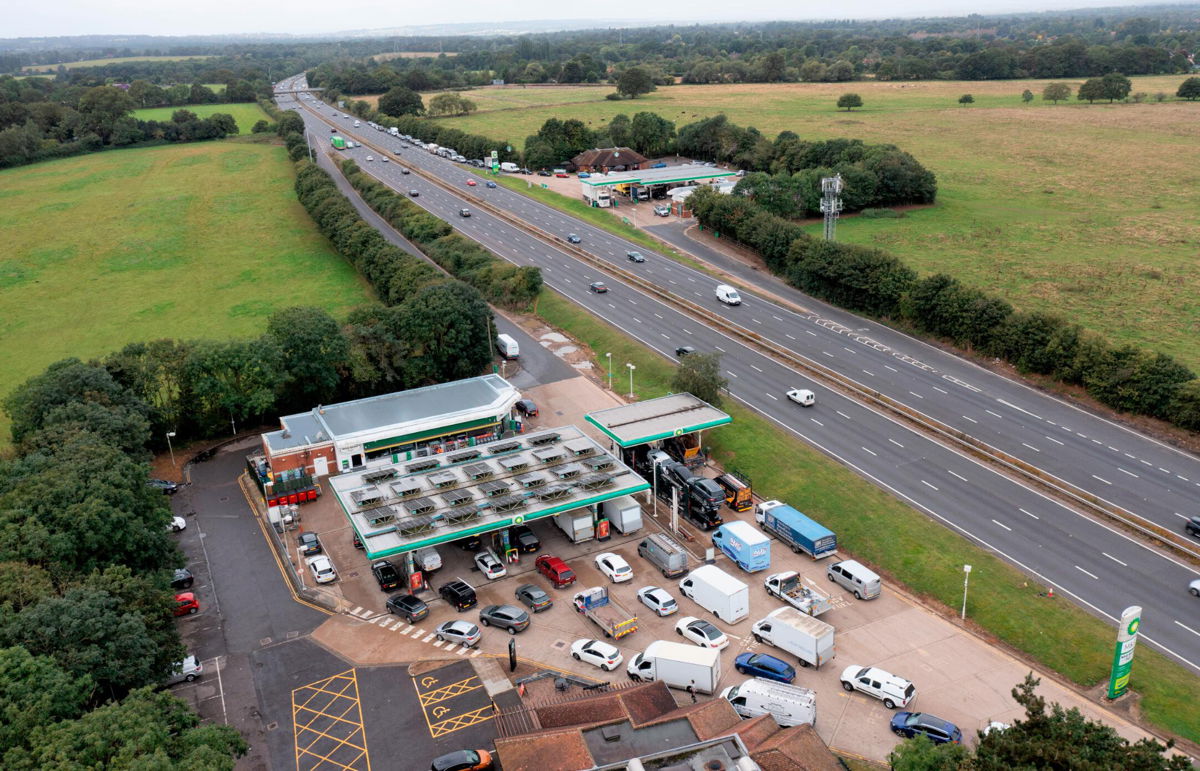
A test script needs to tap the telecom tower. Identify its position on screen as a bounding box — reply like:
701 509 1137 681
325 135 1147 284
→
820 174 844 241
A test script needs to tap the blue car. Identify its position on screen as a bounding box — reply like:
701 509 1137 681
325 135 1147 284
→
890 712 962 745
485 181 497 188
578 172 590 178
651 162 667 168
733 652 795 684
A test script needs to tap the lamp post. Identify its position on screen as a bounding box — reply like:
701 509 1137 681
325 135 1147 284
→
626 362 636 398
961 564 972 620
605 352 612 390
166 431 177 468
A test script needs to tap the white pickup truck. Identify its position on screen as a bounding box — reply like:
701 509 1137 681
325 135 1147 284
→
764 571 832 617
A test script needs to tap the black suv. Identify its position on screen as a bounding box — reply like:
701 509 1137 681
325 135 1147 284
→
1187 516 1200 538
439 579 478 611
511 525 540 553
372 560 401 592
386 594 429 623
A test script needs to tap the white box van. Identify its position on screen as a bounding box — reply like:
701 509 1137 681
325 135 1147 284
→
721 677 816 727
496 333 519 359
716 285 742 305
414 546 442 573
500 162 520 173
827 559 881 600
679 564 749 624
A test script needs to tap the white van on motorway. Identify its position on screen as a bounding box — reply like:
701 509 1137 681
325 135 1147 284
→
716 284 742 305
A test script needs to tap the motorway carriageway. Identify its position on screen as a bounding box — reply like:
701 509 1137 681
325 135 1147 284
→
277 80 1200 672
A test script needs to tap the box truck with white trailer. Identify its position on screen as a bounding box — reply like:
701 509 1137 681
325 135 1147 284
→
626 640 721 694
555 510 594 543
601 495 643 535
751 606 835 669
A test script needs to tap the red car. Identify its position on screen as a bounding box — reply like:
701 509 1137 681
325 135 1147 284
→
466 179 477 186
174 592 199 616
535 554 577 588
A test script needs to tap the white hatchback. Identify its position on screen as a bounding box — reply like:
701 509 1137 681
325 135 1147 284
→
474 550 508 580
676 616 729 650
570 638 623 671
306 554 337 584
595 552 633 583
637 586 678 616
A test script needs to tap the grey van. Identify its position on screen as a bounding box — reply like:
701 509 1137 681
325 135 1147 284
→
638 532 690 578
827 559 881 600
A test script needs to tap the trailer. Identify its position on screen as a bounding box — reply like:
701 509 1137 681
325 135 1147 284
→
763 571 832 617
714 471 753 512
755 500 837 559
573 586 638 639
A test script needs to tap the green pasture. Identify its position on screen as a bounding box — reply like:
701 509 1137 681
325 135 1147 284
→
22 55 216 72
536 289 1200 743
446 76 1200 371
133 102 270 134
0 142 370 441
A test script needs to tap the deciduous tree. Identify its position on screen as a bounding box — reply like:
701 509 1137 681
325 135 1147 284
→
377 86 424 117
836 93 863 111
616 67 656 99
1042 82 1072 103
1175 76 1200 100
671 352 727 408
958 93 975 106
264 306 350 410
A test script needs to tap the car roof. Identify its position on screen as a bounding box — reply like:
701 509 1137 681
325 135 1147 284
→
911 713 957 731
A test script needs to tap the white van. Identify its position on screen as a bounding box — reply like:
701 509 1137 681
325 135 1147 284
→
721 677 816 727
496 333 519 359
716 285 742 305
827 559 881 600
679 564 749 624
500 162 520 173
414 546 442 573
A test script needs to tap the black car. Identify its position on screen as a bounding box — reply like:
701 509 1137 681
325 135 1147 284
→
459 208 471 217
626 251 646 263
511 525 540 553
148 478 180 495
537 169 552 176
386 593 429 623
372 560 401 591
589 282 608 294
675 345 696 357
297 532 322 555
408 189 419 197
455 535 482 551
439 579 478 611
514 399 538 418
566 233 582 244
400 167 410 175
171 568 194 590
1186 516 1200 538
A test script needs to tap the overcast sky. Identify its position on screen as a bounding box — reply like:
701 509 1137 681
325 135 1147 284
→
12 1 1166 39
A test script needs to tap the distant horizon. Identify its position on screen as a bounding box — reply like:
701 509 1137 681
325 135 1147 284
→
6 1 1196 41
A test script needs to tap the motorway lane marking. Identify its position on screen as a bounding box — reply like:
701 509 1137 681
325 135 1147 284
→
823 351 835 357
727 371 739 378
962 415 978 423
1044 436 1064 446
996 398 1042 421
715 346 725 352
932 386 948 394
811 418 824 426
836 410 852 420
861 447 878 456
1175 620 1200 638
1075 566 1099 580
985 409 1003 418
752 318 762 325
992 519 1012 531
773 315 783 321
921 480 939 491
863 370 875 376
766 393 778 400
1101 553 1127 567
1091 439 1102 444
1118 468 1139 478
806 330 818 336
1178 476 1189 482
1092 475 1112 485
909 391 924 399
1159 467 1170 473
843 347 855 354
785 333 796 340
884 364 898 372
654 313 663 319
1139 458 1153 466
1021 443 1040 452
1019 508 1040 520
1109 446 1120 452
949 470 968 482
751 364 763 373
661 333 670 339
889 438 904 448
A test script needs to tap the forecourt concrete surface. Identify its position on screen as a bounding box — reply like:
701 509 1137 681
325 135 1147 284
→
280 372 1178 765
277 79 1200 675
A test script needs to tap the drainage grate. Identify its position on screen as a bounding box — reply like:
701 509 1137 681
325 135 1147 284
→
552 640 568 650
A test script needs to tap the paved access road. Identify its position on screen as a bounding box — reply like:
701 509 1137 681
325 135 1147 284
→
275 80 1200 671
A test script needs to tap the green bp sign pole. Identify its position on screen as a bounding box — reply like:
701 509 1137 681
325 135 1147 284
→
1107 605 1142 699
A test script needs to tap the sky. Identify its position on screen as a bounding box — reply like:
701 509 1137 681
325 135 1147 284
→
10 0 1172 38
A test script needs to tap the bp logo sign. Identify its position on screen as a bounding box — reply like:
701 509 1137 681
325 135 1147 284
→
1126 618 1139 635
513 515 525 525
673 428 684 436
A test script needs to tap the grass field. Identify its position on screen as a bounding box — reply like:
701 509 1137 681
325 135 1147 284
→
535 289 1200 743
22 55 215 73
440 76 1200 372
132 102 270 134
370 51 457 60
0 142 371 441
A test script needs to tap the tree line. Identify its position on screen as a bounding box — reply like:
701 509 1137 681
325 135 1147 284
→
0 79 246 168
687 186 1200 431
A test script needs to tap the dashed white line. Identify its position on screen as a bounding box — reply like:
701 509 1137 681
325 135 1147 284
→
806 330 818 336
1102 553 1127 567
810 418 824 426
766 393 778 400
1158 467 1170 474
1091 475 1112 485
921 480 939 491
1021 442 1040 453
750 364 763 373
835 410 852 420
962 415 978 423
727 370 739 378
863 370 875 377
843 347 856 354
822 351 835 358
909 391 924 399
785 334 796 340
985 409 1003 419
654 313 663 319
932 386 948 394
1075 566 1099 580
1019 508 1040 520
1044 436 1064 446
884 365 898 372
992 519 1012 531
714 346 725 352
888 438 904 448
1118 468 1139 478
949 470 968 482
1138 458 1152 466
861 447 878 456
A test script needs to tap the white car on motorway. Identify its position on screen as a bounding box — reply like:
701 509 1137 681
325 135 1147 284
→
637 586 678 616
1190 578 1200 597
306 555 337 584
675 616 729 649
570 638 623 671
786 388 815 407
474 550 507 580
595 552 633 583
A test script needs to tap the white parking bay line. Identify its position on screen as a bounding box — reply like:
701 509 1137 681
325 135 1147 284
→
431 640 445 648
422 633 437 643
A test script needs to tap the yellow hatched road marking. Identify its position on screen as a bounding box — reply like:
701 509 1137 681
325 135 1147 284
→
292 669 371 771
416 676 483 707
428 704 496 737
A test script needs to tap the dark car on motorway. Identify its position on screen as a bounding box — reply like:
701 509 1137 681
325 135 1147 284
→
511 524 540 552
479 604 530 634
566 233 582 244
626 251 646 263
400 167 410 174
675 345 696 357
171 568 194 590
589 281 608 294
485 181 497 188
890 712 962 745
459 208 471 217
371 560 401 591
515 583 553 612
1186 516 1200 538
515 399 538 418
408 189 419 197
297 532 322 555
386 593 429 623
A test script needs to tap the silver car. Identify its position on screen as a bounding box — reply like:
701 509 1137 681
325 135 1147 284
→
166 655 202 685
435 620 481 647
479 604 530 634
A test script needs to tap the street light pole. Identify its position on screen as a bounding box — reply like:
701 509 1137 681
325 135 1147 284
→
626 363 636 398
605 352 612 391
166 431 177 468
962 564 972 620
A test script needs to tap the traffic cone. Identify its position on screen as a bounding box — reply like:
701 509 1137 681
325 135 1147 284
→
1047 586 1055 599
